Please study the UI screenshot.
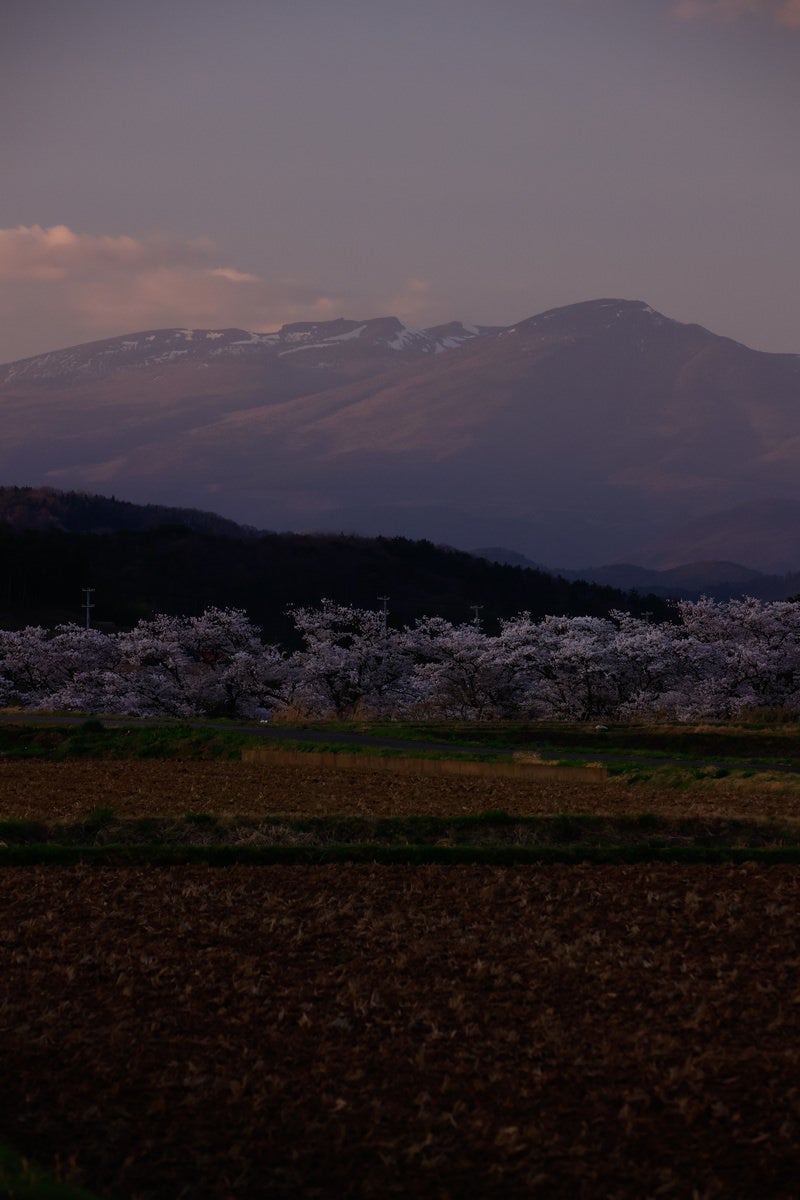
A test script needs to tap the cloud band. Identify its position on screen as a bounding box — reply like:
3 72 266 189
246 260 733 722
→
0 225 343 360
673 0 800 26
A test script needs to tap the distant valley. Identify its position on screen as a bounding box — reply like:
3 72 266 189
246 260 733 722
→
2 299 799 571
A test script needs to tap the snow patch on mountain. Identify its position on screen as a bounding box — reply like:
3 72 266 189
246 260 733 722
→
0 300 700 387
387 324 424 350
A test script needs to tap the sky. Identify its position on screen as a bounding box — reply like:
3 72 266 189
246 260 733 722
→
1 0 799 363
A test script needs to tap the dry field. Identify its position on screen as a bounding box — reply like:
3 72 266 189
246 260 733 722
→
1 864 799 1199
2 757 800 822
2 759 800 1198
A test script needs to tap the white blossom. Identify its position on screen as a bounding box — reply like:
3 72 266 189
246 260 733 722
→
1 597 798 722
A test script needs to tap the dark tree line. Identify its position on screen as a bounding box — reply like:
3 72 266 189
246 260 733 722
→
0 525 669 642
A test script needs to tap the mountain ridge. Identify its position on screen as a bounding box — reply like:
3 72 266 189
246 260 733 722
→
0 484 258 538
0 316 493 385
2 298 799 570
1 486 797 620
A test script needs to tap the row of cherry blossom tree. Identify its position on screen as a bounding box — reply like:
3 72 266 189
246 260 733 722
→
1 598 799 722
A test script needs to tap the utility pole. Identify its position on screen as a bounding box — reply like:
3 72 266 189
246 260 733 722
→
82 587 95 631
377 595 390 637
470 604 483 629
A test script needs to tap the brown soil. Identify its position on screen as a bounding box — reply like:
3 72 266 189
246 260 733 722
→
2 762 799 1197
1 864 799 1199
2 758 800 822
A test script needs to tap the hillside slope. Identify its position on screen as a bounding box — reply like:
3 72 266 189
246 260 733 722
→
0 522 666 638
2 300 799 567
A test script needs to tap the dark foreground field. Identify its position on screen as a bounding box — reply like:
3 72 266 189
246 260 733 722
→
2 863 799 1199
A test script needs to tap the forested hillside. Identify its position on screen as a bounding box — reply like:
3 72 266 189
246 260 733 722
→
0 485 255 538
0 525 666 641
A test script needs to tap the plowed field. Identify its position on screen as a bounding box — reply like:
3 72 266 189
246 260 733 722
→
2 757 800 822
2 864 799 1199
2 760 799 1198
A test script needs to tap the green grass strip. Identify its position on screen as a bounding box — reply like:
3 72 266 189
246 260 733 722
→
0 722 253 762
0 1143 105 1200
3 843 800 866
3 811 798 848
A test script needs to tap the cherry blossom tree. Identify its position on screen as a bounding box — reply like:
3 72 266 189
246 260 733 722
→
288 601 412 717
605 612 684 719
0 624 118 710
661 597 800 718
1 597 798 722
406 616 528 718
491 614 624 719
109 607 288 717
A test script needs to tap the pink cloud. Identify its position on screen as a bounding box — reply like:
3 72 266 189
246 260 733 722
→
382 278 438 325
0 224 343 360
0 225 448 362
0 224 216 282
673 0 800 25
70 265 341 335
779 0 800 24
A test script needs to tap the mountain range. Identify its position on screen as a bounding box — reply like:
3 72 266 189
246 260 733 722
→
473 545 800 602
2 298 799 571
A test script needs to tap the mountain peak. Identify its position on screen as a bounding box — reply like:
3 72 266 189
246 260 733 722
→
508 297 677 337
